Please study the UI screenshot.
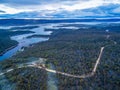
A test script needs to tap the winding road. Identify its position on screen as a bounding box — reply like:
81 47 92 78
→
0 34 117 79
0 46 105 79
34 47 105 78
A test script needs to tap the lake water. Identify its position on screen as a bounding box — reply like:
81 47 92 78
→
0 21 117 61
0 24 54 61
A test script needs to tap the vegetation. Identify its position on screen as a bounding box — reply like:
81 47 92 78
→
26 34 50 38
9 25 39 30
0 23 120 90
0 29 34 55
5 67 47 90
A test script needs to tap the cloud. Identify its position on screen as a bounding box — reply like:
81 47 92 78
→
0 0 120 18
0 10 5 13
113 6 120 13
0 0 41 5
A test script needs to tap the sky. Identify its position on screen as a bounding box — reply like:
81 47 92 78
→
0 0 120 18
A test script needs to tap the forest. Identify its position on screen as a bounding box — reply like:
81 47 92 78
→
0 23 120 90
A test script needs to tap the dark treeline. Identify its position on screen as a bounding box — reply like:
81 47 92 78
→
26 34 50 39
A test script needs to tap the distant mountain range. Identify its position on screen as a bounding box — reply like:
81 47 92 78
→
0 18 120 26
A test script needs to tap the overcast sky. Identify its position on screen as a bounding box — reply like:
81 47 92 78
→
0 0 120 18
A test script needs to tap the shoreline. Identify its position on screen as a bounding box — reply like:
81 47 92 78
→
26 34 50 39
0 44 18 56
